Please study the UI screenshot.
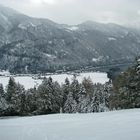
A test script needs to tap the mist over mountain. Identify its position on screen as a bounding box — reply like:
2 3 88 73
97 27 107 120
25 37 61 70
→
0 5 140 73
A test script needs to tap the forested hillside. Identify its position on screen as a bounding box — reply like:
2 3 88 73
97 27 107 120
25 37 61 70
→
0 5 140 73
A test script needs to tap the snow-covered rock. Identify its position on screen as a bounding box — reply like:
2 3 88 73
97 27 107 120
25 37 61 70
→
0 70 10 76
67 26 79 31
108 37 117 41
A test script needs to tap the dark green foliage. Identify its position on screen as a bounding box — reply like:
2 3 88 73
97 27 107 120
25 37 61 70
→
0 84 7 116
112 58 140 109
62 78 70 104
37 77 62 114
0 84 4 98
82 77 94 98
107 67 121 80
6 77 17 103
25 88 38 115
0 76 112 116
2 77 26 116
70 76 81 102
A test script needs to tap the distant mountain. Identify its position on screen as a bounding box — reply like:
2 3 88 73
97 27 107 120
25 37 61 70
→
126 21 140 30
0 5 140 73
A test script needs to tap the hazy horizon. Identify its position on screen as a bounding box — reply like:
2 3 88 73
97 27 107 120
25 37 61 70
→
0 0 140 26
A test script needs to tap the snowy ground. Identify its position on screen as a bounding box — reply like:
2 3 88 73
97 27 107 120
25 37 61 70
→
0 109 140 140
0 72 109 89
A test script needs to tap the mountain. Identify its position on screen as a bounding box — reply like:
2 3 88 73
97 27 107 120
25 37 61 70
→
0 5 140 73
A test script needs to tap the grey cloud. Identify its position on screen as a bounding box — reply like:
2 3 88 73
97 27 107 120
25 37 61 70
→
0 0 139 25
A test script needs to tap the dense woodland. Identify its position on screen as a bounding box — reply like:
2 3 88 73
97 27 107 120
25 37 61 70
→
111 57 140 109
0 58 140 116
0 5 140 117
0 75 112 116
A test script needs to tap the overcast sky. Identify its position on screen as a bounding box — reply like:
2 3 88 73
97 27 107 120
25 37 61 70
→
0 0 140 25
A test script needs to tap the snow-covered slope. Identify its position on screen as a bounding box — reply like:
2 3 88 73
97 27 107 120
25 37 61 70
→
0 5 140 73
0 109 140 140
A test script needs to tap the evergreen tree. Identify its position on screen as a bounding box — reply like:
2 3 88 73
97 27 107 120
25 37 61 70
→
82 77 94 98
0 84 7 116
26 87 38 115
37 77 62 114
112 57 140 109
5 77 26 115
70 76 80 102
6 77 17 103
16 83 26 115
5 77 17 115
78 94 91 113
77 84 90 113
51 81 63 113
62 78 71 111
64 92 77 113
0 84 4 98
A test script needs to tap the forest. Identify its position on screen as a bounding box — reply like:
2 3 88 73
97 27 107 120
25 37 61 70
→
0 58 140 116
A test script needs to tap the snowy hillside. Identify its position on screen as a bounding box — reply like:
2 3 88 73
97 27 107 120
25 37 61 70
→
0 5 140 73
0 109 140 140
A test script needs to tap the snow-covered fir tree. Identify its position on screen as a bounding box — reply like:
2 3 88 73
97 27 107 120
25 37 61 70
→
0 84 7 116
70 76 81 102
64 92 77 113
5 78 26 115
37 77 62 114
26 87 38 115
62 78 71 112
0 75 112 116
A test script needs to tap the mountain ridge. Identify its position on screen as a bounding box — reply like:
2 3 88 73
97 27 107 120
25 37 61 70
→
0 5 140 73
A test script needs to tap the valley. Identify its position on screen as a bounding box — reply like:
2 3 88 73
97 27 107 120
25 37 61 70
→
0 71 109 89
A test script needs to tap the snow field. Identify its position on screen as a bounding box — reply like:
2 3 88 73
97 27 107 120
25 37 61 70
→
0 109 140 140
0 72 109 89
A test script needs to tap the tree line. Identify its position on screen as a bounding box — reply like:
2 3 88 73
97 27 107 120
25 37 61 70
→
1 57 140 117
111 58 140 109
0 76 112 116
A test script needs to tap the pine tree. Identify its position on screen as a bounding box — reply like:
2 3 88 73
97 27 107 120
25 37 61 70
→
6 77 17 103
0 84 4 98
62 78 71 111
78 93 91 113
64 92 77 113
5 77 26 115
16 83 26 115
37 77 62 114
26 87 38 115
70 76 80 102
82 77 94 98
112 57 140 109
0 84 7 116
77 84 89 113
5 77 17 115
51 81 63 113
